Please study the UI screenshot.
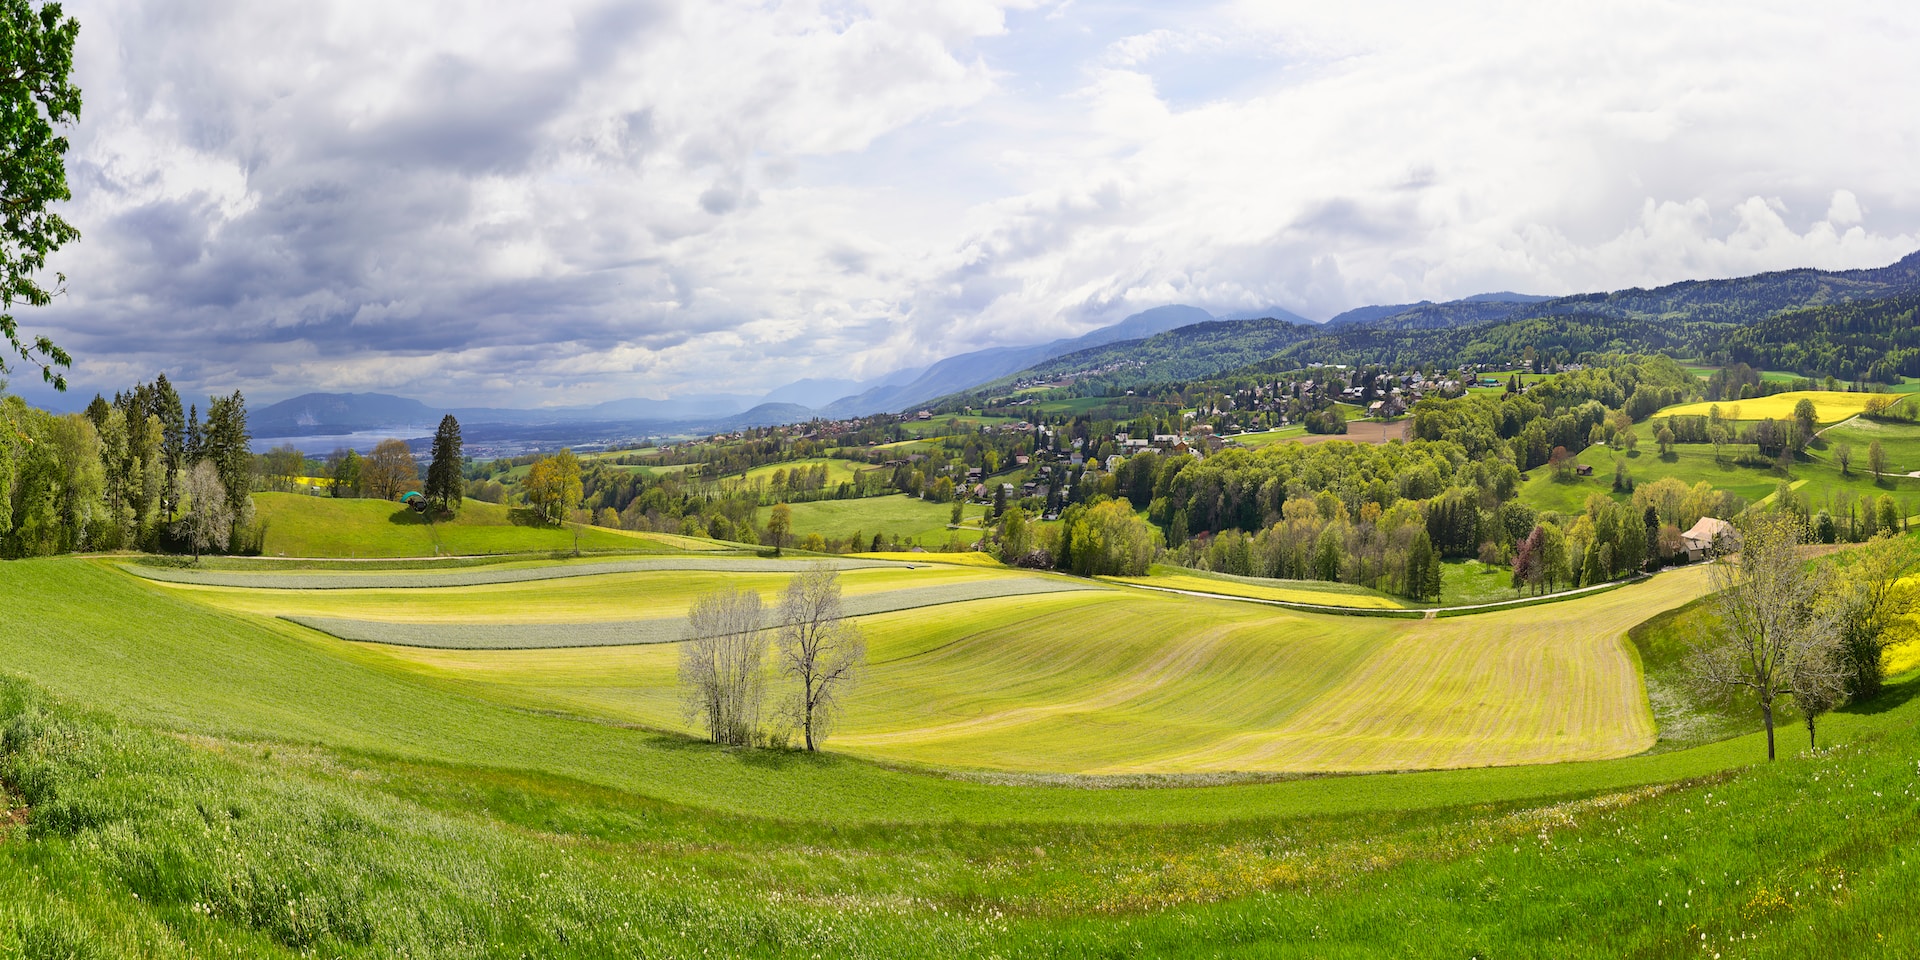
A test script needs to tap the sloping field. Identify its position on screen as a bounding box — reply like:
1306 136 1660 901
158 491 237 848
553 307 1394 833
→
782 494 959 545
1817 416 1920 474
1101 570 1410 609
125 555 890 590
157 562 1021 623
254 492 703 557
188 558 1725 774
0 556 1850 828
1659 390 1887 424
288 577 1107 649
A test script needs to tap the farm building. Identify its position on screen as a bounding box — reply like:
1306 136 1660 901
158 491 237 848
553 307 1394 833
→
1681 517 1739 562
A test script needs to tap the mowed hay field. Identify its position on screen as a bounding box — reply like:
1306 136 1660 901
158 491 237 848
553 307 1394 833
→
1102 570 1412 609
254 492 699 557
150 555 1720 774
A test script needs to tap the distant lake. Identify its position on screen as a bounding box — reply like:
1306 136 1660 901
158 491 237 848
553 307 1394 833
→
251 430 431 455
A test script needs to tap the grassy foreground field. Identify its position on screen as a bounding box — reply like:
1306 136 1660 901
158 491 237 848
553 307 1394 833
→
4 556 1920 956
254 492 696 557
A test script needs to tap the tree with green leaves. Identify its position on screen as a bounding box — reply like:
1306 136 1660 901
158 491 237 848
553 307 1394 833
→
424 414 463 514
1690 515 1840 761
0 0 81 393
522 449 580 524
765 502 791 556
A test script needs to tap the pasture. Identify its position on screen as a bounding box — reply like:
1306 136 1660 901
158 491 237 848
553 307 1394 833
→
781 493 962 545
253 492 692 557
1517 443 1920 518
1816 416 1920 475
734 456 867 488
7 555 1920 956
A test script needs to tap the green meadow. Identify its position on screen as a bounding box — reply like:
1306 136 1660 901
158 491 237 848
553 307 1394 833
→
4 554 1920 956
781 493 964 545
254 493 689 557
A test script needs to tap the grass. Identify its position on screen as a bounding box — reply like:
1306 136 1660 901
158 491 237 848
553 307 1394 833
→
10 555 1920 954
1439 558 1526 605
1227 424 1308 448
122 555 888 590
131 557 1733 774
1817 416 1920 475
6 667 1920 958
281 578 1109 651
1101 568 1411 609
850 550 1006 567
781 493 963 545
1660 390 1889 424
733 456 868 488
253 493 697 558
1518 442 1920 518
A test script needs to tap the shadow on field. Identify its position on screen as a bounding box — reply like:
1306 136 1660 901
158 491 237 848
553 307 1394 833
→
1843 673 1920 717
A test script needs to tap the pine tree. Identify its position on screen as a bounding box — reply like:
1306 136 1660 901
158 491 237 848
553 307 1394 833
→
425 415 464 514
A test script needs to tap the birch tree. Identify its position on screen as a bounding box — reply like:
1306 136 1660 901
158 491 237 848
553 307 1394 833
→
678 586 768 747
176 460 232 562
775 565 865 751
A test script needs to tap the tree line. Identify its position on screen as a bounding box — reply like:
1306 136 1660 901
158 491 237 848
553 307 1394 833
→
1 376 256 557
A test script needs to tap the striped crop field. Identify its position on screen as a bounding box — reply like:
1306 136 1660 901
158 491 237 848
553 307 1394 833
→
286 577 1107 649
153 562 1034 625
1658 390 1889 424
157 555 1724 775
122 555 891 590
1100 570 1411 609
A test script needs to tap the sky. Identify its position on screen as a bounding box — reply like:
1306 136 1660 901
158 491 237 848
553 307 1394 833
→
12 0 1920 409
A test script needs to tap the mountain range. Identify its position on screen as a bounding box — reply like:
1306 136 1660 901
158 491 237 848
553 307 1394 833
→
250 248 1920 448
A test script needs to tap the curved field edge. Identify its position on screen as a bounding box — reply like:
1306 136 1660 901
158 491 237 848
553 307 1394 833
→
0 555 1883 828
1101 570 1636 617
117 555 906 590
280 577 1109 650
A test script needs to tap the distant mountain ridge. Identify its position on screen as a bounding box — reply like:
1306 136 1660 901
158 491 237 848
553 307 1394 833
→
951 249 1920 400
813 305 1215 417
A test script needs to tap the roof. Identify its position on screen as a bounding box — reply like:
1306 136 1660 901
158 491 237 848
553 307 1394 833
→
1682 516 1736 546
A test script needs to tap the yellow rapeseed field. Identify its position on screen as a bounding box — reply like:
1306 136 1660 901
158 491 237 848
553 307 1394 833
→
1659 390 1886 424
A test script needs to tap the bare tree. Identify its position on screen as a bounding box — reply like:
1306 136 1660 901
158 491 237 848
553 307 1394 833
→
1689 514 1838 760
679 587 769 747
775 565 866 751
175 461 233 562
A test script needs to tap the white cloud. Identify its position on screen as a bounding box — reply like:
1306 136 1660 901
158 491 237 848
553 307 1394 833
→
24 0 1920 407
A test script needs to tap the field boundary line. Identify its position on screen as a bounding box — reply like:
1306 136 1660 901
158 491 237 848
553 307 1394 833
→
281 578 1112 650
1107 574 1649 618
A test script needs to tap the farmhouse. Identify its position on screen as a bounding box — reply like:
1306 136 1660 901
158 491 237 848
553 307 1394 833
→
1681 516 1739 562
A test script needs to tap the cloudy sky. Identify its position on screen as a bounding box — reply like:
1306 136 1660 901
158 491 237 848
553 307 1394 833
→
16 0 1920 408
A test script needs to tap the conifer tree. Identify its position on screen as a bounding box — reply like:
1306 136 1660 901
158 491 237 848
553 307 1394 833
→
425 414 463 513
